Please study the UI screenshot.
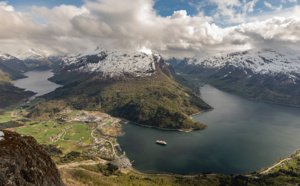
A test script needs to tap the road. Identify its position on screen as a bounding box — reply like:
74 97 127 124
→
260 152 300 174
58 160 107 169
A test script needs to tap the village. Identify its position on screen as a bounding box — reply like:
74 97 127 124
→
4 104 133 171
56 109 132 170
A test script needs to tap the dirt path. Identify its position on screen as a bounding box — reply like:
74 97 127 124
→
58 160 107 169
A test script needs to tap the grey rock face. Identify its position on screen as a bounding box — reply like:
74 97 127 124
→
0 130 64 186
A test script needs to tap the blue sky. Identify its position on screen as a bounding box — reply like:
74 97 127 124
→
8 0 300 27
10 0 84 9
9 0 300 18
1 0 300 56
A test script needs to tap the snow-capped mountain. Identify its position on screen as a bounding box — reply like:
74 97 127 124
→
186 49 300 77
166 57 186 67
175 48 300 106
16 48 47 61
0 52 17 61
59 48 160 78
47 48 211 130
0 51 27 72
16 49 52 69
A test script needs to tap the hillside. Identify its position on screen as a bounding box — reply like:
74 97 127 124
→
0 57 34 109
175 48 300 106
30 49 211 130
0 52 27 80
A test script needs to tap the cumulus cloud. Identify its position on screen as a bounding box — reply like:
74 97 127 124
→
264 1 283 11
208 0 259 24
281 0 297 3
234 16 300 51
0 0 299 57
0 1 14 11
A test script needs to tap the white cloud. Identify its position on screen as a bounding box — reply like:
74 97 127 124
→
209 0 259 24
0 0 299 57
281 0 297 3
243 0 259 13
264 1 283 11
235 16 300 44
0 2 14 11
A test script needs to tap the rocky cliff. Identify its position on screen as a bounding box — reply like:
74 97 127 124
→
0 130 64 186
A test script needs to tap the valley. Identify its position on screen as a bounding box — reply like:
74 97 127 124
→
1 0 300 184
3 98 300 185
1 48 300 185
44 49 211 131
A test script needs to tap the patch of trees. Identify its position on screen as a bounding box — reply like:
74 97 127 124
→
0 120 23 130
80 163 120 176
57 151 97 164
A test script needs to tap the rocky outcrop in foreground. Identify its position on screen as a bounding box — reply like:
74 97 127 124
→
0 130 64 186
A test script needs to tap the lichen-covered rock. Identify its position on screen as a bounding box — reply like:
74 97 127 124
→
0 130 64 186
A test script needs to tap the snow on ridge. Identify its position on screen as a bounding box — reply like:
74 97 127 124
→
0 51 17 60
0 131 4 141
62 49 158 77
189 49 300 75
16 48 46 61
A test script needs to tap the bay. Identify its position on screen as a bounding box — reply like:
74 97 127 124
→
118 85 300 175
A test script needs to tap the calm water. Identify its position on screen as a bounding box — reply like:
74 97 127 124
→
14 70 61 97
118 85 300 175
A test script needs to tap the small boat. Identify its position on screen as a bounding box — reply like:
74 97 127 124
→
156 140 167 145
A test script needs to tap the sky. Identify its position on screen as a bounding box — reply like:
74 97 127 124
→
0 0 300 57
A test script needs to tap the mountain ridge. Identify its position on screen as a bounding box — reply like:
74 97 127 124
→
175 48 300 106
31 49 212 130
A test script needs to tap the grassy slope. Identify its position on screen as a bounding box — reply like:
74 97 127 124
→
0 61 26 80
30 64 211 130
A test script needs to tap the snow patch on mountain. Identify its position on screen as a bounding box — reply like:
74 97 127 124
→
0 52 17 60
189 49 300 76
61 48 157 77
0 131 4 141
16 48 46 61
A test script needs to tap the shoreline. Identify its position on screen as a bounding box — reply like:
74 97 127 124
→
127 147 300 178
117 106 212 133
119 116 208 133
190 108 214 117
258 148 300 174
199 83 300 109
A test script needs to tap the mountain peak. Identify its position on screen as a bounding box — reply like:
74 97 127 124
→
15 48 46 61
188 48 300 75
60 49 159 78
0 51 18 61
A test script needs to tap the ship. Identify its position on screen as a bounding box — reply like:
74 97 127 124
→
156 140 167 145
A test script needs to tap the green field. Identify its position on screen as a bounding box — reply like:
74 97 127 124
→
63 124 91 142
0 112 22 122
17 121 60 143
16 121 93 153
0 114 14 122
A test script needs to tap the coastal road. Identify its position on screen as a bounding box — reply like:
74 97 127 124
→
260 152 300 174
